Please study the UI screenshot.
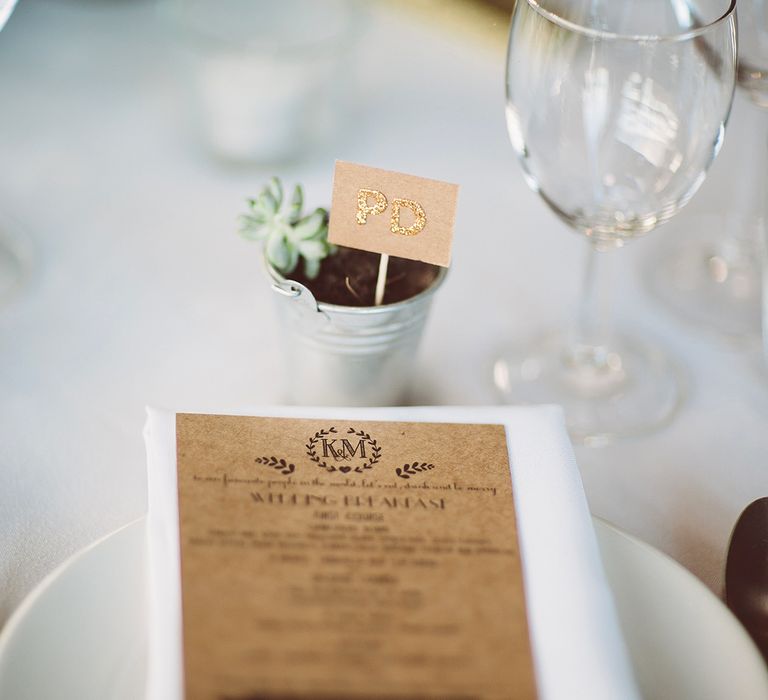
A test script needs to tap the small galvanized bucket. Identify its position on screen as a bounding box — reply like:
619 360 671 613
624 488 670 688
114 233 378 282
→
266 260 446 406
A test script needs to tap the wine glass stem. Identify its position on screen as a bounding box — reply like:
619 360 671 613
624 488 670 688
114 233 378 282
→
751 108 768 360
567 241 617 371
759 113 768 360
723 101 767 261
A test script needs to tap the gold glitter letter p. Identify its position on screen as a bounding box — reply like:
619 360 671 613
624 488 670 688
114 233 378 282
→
390 199 426 236
356 189 388 225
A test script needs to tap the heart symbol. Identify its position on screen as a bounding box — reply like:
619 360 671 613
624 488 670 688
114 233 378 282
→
339 466 351 474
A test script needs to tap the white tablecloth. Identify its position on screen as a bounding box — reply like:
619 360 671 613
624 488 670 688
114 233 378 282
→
1 0 767 628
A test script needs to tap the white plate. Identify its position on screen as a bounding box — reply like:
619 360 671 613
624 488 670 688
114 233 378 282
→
0 517 766 700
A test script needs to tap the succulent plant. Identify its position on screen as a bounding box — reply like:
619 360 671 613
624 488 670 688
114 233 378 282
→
239 177 334 279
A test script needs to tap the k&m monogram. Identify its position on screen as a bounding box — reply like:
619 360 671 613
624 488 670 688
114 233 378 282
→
306 426 382 474
321 437 367 461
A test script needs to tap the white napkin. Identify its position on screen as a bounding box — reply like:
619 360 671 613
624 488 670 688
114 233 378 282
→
144 405 640 700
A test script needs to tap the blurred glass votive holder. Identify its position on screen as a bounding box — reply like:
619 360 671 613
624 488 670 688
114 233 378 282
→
164 0 358 164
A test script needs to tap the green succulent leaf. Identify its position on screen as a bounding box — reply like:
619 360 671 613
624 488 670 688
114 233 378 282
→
267 177 283 209
303 256 321 279
284 244 300 274
239 214 268 240
265 232 290 271
290 208 327 241
298 239 328 260
258 190 278 217
245 200 266 218
239 177 334 276
288 185 303 224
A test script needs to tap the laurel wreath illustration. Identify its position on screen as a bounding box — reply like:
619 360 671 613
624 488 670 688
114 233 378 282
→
305 427 382 474
254 456 295 475
395 462 435 480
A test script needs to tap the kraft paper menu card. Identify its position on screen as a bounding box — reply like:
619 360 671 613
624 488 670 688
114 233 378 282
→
176 413 536 700
146 406 640 700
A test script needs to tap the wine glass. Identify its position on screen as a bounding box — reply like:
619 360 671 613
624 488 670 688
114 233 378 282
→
0 0 28 304
495 0 737 445
646 0 768 341
738 0 768 362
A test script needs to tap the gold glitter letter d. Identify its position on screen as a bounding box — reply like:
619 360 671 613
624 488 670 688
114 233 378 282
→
390 199 426 236
357 189 388 225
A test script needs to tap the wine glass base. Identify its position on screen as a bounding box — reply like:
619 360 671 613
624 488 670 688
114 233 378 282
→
644 218 762 341
493 332 684 447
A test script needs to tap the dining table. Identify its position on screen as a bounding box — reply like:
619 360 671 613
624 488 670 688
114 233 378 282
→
1 0 767 637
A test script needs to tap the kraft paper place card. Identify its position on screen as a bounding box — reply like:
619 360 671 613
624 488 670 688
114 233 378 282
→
328 161 459 267
176 414 537 700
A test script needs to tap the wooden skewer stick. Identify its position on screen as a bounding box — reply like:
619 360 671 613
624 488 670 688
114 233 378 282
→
374 253 389 306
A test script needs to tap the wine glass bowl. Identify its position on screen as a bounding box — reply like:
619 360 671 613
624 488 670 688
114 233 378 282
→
497 0 737 444
506 0 736 250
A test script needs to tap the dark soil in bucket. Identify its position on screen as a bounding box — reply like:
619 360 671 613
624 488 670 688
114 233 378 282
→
287 246 440 307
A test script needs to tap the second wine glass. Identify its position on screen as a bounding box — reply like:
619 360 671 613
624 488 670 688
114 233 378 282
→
646 0 768 341
495 0 737 445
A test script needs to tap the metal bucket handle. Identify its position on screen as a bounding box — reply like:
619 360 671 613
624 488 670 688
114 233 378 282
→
270 278 331 323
